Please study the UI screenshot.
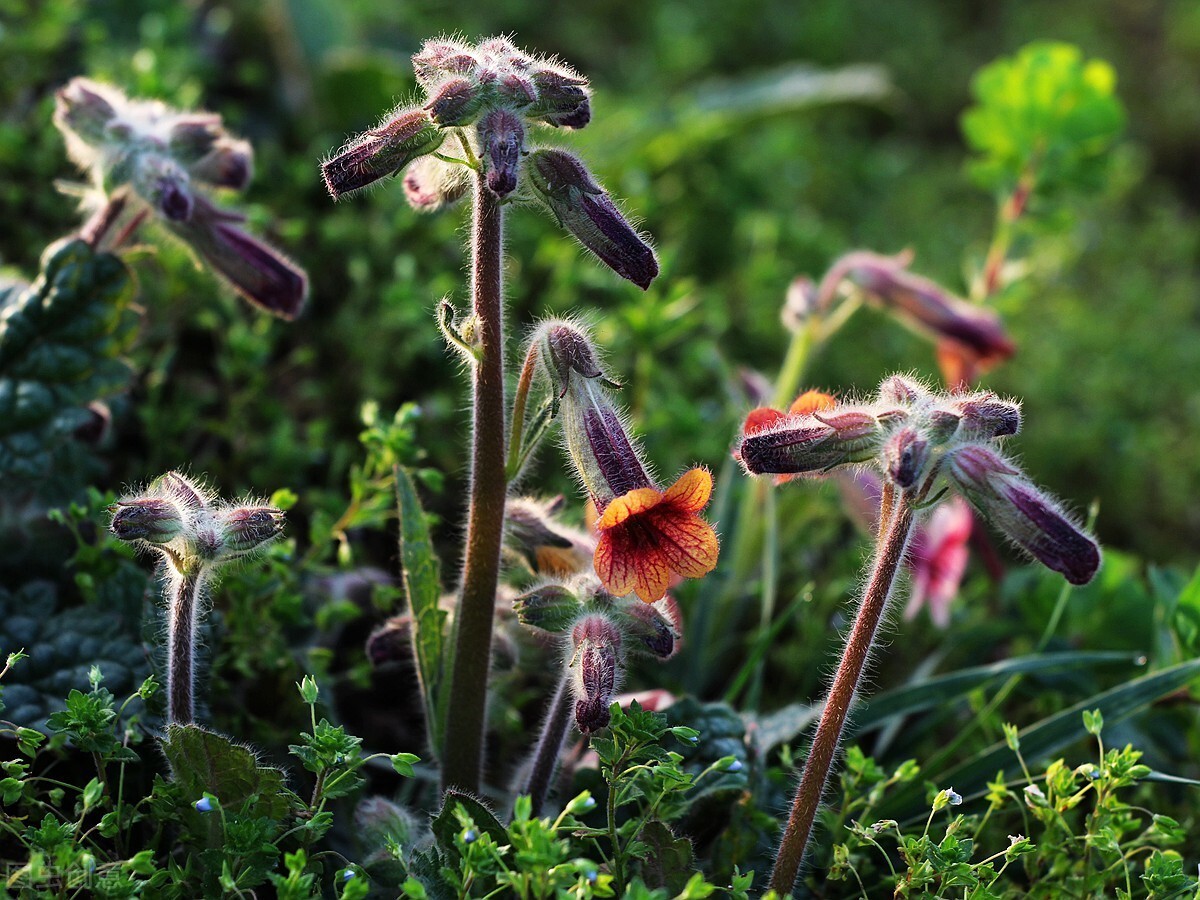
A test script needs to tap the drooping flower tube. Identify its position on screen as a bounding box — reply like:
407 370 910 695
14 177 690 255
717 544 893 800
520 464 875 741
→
536 321 718 602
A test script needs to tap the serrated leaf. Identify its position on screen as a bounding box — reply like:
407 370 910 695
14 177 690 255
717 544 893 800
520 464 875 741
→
394 465 447 757
160 724 291 841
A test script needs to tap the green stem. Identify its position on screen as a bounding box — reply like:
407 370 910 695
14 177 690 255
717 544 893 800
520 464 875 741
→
442 172 507 795
506 341 539 480
523 674 573 816
769 484 916 895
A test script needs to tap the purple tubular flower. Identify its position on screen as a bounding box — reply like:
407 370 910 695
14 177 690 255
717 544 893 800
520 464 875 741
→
583 405 654 501
526 149 659 290
737 407 884 476
478 109 524 198
322 108 444 200
110 498 185 544
571 615 621 734
948 444 1100 585
165 197 307 320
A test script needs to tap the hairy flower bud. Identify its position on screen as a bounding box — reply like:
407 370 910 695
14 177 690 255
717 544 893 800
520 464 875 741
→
781 276 818 332
425 76 485 126
54 78 118 147
529 67 592 129
513 584 584 633
878 374 927 406
365 616 411 667
737 403 886 477
216 505 284 558
883 426 929 489
623 598 680 659
533 319 619 399
111 498 186 545
947 444 1099 585
412 39 475 87
526 149 658 290
478 109 524 198
955 392 1022 440
570 615 621 734
152 471 210 512
322 108 444 200
505 495 594 577
558 376 654 509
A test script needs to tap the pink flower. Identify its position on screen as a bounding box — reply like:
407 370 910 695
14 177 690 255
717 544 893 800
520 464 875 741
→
904 497 973 627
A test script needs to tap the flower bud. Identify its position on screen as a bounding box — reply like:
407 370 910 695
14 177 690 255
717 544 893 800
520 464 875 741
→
954 392 1022 439
322 108 444 200
478 108 524 198
402 156 469 212
365 616 411 667
878 374 927 406
883 426 929 489
623 598 680 659
529 67 592 129
412 39 476 88
781 276 818 332
216 505 284 558
570 615 621 734
167 114 225 161
533 320 618 399
505 495 594 576
737 404 885 476
54 78 118 148
947 445 1099 585
163 197 307 319
187 138 254 191
152 471 210 512
526 149 658 290
497 73 537 108
110 498 186 545
134 155 195 222
513 584 584 633
424 76 485 126
558 376 654 508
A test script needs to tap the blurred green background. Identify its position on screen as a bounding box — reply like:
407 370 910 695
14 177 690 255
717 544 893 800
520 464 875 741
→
2 0 1198 563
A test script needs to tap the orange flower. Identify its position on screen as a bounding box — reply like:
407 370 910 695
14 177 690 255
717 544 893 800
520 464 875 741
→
593 468 719 603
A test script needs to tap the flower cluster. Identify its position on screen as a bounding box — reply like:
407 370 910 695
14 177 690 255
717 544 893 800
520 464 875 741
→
53 79 307 318
736 375 1100 585
110 470 284 576
322 36 658 289
531 320 719 602
514 574 681 733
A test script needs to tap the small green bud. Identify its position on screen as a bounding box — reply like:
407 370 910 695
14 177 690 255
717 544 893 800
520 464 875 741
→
298 675 319 705
512 584 584 633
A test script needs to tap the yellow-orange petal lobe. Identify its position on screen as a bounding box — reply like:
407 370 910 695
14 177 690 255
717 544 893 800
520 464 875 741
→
743 407 786 436
789 389 837 417
596 485 663 530
660 467 712 513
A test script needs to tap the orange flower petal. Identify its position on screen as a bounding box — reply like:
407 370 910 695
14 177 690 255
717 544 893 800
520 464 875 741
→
651 507 720 579
594 527 672 603
596 486 663 530
660 467 712 514
789 389 837 417
743 407 786 436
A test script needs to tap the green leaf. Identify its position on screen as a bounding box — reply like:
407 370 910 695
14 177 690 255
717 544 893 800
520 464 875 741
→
961 42 1125 196
394 465 447 757
875 658 1200 823
0 238 136 487
430 791 507 865
160 724 290 837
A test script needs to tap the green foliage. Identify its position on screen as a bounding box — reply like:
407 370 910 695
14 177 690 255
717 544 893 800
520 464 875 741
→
0 238 136 488
962 42 1125 195
823 712 1198 898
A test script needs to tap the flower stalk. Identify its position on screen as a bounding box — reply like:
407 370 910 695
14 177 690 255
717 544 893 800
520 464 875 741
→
523 674 574 815
442 171 508 795
769 483 916 894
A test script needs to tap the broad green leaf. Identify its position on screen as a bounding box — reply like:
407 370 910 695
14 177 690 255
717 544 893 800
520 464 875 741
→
0 238 136 486
429 790 507 865
394 465 446 756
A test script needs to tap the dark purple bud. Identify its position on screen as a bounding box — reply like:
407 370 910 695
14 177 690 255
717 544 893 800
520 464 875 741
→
152 471 209 512
582 405 654 501
956 393 1022 439
878 374 926 406
883 427 928 489
529 67 592 129
424 77 485 126
110 498 185 545
527 149 659 290
164 197 307 319
946 444 1020 495
497 73 537 108
54 78 118 146
1002 484 1101 585
737 405 883 476
157 176 194 222
536 320 611 397
167 114 225 162
217 505 284 557
322 108 444 200
411 39 474 87
366 616 412 667
624 600 679 659
571 615 621 734
478 109 524 198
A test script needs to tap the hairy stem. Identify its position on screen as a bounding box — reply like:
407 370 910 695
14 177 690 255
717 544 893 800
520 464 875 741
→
167 568 203 726
79 193 128 249
442 173 507 795
506 341 539 479
524 674 573 815
769 484 916 895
